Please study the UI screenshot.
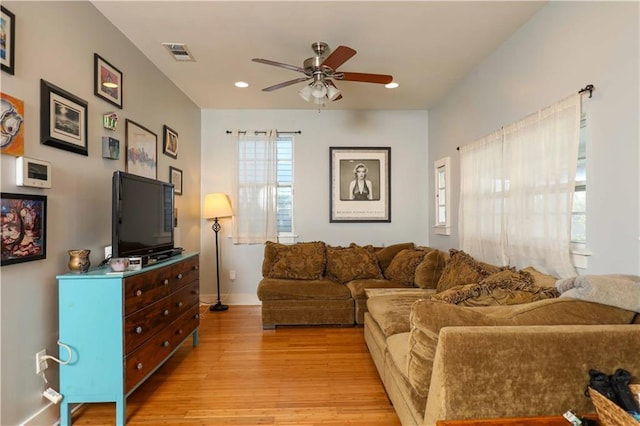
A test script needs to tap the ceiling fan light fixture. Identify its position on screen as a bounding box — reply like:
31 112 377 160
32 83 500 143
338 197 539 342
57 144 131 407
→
310 81 327 99
299 85 313 102
327 84 341 101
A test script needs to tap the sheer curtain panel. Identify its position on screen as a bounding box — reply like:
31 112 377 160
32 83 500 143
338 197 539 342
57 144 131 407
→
459 94 581 278
232 130 278 244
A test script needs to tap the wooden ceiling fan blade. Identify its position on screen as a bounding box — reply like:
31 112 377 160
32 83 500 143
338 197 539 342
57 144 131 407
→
321 45 357 71
252 58 307 74
339 72 393 84
262 77 311 92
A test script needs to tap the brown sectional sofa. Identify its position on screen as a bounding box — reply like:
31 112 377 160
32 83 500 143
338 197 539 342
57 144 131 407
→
256 241 640 424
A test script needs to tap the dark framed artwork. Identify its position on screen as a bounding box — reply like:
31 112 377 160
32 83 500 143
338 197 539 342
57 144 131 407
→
1 193 47 266
162 125 178 159
125 119 157 179
94 53 123 109
40 79 88 156
329 146 391 223
169 166 183 195
1 6 15 75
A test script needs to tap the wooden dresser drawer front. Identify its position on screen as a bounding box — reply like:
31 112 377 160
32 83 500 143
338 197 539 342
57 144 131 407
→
124 269 171 315
170 281 199 319
170 305 200 346
124 298 173 354
124 325 176 393
170 256 199 292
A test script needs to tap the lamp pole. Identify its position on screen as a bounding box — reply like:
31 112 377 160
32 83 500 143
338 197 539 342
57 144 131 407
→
210 217 228 312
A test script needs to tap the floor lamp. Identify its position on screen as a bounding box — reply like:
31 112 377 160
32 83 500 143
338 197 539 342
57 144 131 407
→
203 193 233 312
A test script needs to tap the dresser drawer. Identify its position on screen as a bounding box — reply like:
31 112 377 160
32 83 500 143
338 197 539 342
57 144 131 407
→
170 281 199 320
170 255 199 292
124 325 176 393
124 268 172 315
169 305 200 346
124 298 173 354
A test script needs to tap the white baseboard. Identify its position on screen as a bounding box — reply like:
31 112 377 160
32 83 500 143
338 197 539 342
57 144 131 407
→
200 292 260 305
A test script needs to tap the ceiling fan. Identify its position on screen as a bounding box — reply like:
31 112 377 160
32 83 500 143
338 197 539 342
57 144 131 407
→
252 42 393 104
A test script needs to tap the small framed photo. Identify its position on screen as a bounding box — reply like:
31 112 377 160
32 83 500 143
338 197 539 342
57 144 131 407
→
0 92 24 156
125 119 157 179
1 193 47 266
40 79 88 156
94 53 123 109
170 166 183 196
330 147 391 223
163 125 178 159
1 6 16 75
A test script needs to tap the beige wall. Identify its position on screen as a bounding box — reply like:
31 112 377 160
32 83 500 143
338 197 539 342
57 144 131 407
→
0 2 201 424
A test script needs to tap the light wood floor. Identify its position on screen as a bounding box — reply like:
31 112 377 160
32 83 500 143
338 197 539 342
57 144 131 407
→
68 305 400 425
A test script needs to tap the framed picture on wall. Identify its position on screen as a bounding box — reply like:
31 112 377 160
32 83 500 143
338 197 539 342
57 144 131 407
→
329 146 391 223
169 166 183 195
1 6 16 75
125 119 157 179
40 79 88 156
94 53 123 109
163 125 178 159
1 193 47 266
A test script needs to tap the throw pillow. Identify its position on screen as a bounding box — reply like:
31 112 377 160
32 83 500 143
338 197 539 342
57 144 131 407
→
429 269 560 306
261 241 282 277
521 266 559 288
414 249 448 289
435 249 501 293
374 242 415 271
325 244 383 283
384 248 429 286
266 241 326 280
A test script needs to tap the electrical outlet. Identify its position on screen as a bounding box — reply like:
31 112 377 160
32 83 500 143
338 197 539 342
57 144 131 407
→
36 349 48 374
229 270 236 280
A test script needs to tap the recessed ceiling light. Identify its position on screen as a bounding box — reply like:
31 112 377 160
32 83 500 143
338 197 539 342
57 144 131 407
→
385 82 399 89
235 81 249 88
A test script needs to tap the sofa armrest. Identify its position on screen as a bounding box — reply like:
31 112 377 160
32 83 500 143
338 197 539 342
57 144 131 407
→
423 324 640 424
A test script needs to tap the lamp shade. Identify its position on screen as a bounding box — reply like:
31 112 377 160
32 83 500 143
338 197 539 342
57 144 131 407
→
203 193 233 219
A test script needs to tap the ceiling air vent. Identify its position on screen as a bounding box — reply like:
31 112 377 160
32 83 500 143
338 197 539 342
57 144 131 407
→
162 43 195 62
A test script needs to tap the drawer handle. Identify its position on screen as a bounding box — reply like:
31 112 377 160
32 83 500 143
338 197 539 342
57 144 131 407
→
163 340 170 348
177 301 183 308
195 314 200 320
135 326 143 334
177 273 183 280
136 362 143 370
163 309 170 316
193 265 199 271
163 279 169 286
177 329 183 335
135 289 143 297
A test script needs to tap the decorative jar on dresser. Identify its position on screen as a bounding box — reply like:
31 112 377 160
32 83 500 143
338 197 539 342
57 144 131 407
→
57 253 200 426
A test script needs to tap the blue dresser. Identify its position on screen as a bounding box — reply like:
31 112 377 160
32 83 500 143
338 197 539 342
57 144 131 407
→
57 253 200 425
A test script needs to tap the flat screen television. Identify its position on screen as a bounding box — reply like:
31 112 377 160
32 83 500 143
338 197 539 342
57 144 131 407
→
112 171 174 261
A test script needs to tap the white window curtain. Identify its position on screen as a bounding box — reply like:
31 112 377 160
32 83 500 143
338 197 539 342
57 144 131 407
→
459 94 581 278
232 129 278 244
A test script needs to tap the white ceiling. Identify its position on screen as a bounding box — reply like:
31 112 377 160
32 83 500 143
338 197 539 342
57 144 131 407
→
92 1 547 110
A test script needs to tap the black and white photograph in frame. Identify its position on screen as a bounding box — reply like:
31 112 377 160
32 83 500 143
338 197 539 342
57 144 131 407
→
169 166 183 196
330 147 391 223
40 79 88 156
1 6 15 75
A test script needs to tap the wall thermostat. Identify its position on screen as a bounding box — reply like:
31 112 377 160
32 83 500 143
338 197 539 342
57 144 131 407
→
16 156 52 188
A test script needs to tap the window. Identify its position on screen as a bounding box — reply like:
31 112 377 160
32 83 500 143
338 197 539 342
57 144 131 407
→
276 136 294 235
233 131 294 244
433 157 451 235
571 113 587 244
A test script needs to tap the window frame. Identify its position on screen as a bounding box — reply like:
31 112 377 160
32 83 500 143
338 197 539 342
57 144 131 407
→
433 156 451 236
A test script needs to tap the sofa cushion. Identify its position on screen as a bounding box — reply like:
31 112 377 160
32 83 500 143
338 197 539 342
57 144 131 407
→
257 278 351 300
406 298 637 398
375 242 415 271
384 248 429 285
414 249 448 289
436 249 502 293
326 244 383 283
365 289 434 336
429 269 560 307
346 278 407 300
265 241 326 280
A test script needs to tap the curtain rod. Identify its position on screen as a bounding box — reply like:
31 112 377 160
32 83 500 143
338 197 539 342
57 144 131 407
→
456 83 595 151
225 130 302 135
